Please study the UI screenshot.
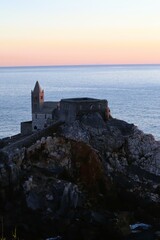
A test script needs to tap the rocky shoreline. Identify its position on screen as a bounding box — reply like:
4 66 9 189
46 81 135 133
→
0 113 160 239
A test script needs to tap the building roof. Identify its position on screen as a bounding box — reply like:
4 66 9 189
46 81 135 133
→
61 97 106 103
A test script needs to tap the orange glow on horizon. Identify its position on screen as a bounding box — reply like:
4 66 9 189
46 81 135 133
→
1 1 160 66
1 24 160 66
1 39 160 67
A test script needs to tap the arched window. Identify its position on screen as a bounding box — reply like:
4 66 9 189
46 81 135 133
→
34 125 37 130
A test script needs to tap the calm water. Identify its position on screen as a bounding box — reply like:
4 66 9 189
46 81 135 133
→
0 64 160 140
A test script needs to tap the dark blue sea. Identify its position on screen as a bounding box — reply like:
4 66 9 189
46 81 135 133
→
0 64 160 140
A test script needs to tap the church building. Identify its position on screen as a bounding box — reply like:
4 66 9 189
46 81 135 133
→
21 81 110 135
31 81 59 131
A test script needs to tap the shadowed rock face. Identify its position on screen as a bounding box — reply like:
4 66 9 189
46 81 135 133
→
0 113 160 239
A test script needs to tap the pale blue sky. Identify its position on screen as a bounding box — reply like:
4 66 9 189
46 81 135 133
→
1 0 160 66
1 0 160 26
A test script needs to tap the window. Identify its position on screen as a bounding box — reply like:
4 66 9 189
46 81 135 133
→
34 126 37 130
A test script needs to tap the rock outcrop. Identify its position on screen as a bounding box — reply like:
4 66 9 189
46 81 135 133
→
0 113 160 239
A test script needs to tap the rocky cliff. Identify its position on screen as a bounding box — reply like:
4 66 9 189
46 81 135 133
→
0 113 160 239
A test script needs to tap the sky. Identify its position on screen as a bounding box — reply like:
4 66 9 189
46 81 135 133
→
0 0 160 66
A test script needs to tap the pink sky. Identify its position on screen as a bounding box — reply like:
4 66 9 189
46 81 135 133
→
1 0 160 66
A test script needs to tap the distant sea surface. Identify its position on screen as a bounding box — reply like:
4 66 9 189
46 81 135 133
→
0 64 160 140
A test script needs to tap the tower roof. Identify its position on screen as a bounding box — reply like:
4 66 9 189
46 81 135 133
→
33 81 42 93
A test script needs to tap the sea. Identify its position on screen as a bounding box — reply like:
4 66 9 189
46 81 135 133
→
0 64 160 140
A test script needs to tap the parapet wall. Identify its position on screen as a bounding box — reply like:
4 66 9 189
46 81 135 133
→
21 121 32 135
60 98 108 123
3 121 63 154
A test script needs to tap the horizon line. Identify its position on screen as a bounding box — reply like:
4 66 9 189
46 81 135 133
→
0 63 160 68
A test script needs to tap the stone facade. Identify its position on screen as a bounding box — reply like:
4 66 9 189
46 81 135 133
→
31 81 58 132
60 98 108 123
21 82 110 134
21 121 32 135
32 113 52 131
31 81 44 113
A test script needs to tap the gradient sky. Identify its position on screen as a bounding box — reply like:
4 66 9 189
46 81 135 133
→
0 0 160 66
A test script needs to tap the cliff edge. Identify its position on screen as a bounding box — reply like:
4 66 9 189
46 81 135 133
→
0 113 160 239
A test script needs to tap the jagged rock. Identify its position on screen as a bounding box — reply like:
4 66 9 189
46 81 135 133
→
60 182 80 212
1 114 160 239
60 121 90 143
26 191 43 210
80 112 106 128
46 194 54 201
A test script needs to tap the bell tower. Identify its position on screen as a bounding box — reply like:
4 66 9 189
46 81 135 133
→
31 81 44 113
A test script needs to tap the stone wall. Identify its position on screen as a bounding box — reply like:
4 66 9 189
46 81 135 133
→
21 121 32 135
60 98 108 123
32 113 52 131
3 121 63 153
